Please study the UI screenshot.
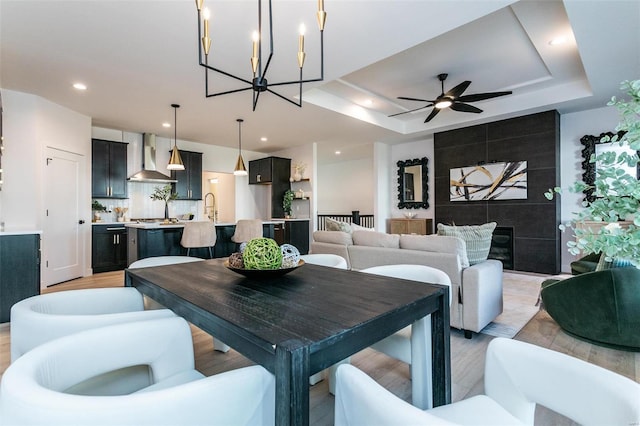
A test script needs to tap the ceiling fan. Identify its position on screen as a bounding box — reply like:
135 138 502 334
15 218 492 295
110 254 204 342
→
389 73 512 123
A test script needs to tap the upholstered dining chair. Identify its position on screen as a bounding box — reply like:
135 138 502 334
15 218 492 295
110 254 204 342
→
128 256 230 353
0 317 276 426
301 253 348 270
328 264 452 399
300 253 348 386
180 221 217 258
231 219 263 244
10 287 175 363
334 337 640 426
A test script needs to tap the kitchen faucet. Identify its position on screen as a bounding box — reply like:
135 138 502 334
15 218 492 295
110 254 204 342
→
204 192 216 222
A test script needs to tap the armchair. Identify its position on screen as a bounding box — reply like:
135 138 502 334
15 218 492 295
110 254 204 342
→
334 338 640 426
0 317 275 426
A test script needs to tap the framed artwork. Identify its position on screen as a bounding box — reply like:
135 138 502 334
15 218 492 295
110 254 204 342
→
450 161 527 201
397 157 429 209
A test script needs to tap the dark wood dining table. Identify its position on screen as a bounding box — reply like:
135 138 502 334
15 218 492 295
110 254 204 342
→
125 258 451 426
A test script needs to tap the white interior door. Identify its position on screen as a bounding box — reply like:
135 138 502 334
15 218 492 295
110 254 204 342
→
43 148 84 286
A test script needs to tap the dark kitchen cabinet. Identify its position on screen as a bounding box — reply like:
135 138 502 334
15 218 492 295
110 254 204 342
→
92 225 128 273
92 139 128 199
0 233 41 323
171 150 202 200
284 220 309 254
248 157 291 218
135 228 184 259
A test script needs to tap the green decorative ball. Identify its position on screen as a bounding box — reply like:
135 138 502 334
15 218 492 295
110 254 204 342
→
243 238 283 270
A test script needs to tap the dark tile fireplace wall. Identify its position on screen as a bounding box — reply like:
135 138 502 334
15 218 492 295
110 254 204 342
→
434 110 561 274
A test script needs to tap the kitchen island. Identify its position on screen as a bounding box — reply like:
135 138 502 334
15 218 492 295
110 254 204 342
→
126 220 285 264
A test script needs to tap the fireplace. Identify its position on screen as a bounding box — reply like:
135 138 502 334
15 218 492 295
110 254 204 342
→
489 226 514 270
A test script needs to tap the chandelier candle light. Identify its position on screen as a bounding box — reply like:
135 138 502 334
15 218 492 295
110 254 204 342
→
195 0 327 110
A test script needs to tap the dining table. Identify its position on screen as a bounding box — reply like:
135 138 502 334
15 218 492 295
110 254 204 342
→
125 258 451 426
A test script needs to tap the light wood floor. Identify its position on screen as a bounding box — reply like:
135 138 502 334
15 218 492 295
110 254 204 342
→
1 271 638 425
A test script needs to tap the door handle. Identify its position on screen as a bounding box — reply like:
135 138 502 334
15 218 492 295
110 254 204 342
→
78 220 85 224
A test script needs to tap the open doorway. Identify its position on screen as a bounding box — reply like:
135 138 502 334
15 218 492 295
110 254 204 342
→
201 171 235 224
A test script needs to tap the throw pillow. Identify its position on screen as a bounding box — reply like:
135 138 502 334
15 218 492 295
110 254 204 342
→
325 217 352 233
312 230 353 246
437 222 497 265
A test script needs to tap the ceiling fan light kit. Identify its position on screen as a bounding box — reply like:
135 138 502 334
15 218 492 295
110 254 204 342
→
391 73 512 123
195 0 327 111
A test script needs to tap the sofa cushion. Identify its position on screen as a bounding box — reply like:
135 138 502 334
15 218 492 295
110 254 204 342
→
312 230 353 246
400 234 470 268
437 222 496 265
351 223 374 232
325 217 352 233
352 230 400 248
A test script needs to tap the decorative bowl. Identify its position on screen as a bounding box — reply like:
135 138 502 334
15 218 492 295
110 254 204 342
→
403 212 417 219
224 259 305 279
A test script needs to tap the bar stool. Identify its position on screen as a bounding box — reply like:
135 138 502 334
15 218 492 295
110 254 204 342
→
181 221 217 258
231 219 263 244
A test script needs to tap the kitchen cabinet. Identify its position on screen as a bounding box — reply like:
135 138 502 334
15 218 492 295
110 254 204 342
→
135 228 184 259
92 225 128 273
248 156 291 219
388 218 433 235
0 233 41 323
171 150 203 200
284 220 309 254
92 139 128 199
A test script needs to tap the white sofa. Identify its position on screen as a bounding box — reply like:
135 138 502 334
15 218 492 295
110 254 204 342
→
311 230 503 337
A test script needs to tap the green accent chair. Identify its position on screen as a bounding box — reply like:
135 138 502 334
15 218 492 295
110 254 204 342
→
570 252 601 275
540 267 640 351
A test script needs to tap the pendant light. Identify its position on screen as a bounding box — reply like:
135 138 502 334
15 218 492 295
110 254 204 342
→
167 103 185 171
234 118 247 176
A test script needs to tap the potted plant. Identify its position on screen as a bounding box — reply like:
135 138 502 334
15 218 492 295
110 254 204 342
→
546 79 640 267
283 189 294 218
91 200 107 222
150 185 177 220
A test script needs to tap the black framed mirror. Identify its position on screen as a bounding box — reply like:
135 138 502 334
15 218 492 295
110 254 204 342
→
397 157 429 209
581 131 632 202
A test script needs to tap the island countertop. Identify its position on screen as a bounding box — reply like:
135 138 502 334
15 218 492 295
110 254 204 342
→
125 220 285 230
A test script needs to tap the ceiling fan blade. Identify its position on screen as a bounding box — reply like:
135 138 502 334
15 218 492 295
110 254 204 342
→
450 102 483 113
444 81 471 99
388 104 434 118
457 91 512 102
424 108 441 123
397 96 436 103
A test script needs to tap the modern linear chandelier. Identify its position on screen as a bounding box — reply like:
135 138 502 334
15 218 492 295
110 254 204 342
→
195 0 327 111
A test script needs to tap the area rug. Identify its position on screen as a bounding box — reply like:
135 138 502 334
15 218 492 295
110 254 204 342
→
479 272 545 338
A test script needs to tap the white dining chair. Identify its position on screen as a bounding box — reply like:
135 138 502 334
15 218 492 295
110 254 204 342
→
10 288 175 363
334 337 640 426
0 317 276 426
300 253 348 386
328 264 452 400
301 253 348 270
129 256 231 353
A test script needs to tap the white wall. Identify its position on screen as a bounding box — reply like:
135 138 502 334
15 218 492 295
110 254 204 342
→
317 158 374 216
1 88 92 281
559 105 620 272
389 136 435 225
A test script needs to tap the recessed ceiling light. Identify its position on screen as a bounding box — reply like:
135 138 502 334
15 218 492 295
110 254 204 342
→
335 150 341 155
260 137 268 142
72 83 87 90
549 36 567 46
364 99 373 106
162 122 171 128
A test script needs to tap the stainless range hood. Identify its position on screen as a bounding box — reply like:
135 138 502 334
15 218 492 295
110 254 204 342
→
128 133 177 183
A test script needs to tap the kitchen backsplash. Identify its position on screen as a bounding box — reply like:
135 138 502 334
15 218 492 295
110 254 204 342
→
94 182 202 221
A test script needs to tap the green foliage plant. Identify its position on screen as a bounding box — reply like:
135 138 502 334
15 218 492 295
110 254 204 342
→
545 79 640 266
283 189 294 216
150 185 178 203
92 200 107 211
